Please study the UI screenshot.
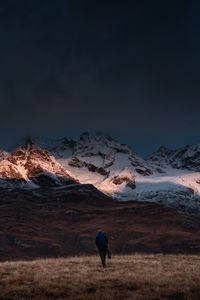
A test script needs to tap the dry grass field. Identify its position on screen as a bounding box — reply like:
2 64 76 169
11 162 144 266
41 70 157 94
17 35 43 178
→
0 255 200 300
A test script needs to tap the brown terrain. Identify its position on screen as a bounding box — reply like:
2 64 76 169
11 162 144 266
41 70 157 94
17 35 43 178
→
0 184 200 261
0 255 200 300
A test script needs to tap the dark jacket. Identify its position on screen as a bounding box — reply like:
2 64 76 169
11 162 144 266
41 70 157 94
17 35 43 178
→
95 231 108 250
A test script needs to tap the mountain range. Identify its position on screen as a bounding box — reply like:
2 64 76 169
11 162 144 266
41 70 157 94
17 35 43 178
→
0 132 199 215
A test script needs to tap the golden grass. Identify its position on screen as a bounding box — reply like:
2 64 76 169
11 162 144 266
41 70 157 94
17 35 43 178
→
0 254 200 299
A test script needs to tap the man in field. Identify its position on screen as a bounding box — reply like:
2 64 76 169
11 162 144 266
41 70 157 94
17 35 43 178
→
95 230 111 267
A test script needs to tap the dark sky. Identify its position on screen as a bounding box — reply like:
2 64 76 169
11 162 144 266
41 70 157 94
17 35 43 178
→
0 0 200 156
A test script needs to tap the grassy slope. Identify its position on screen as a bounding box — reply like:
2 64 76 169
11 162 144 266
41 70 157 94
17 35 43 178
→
0 255 200 300
1 187 200 261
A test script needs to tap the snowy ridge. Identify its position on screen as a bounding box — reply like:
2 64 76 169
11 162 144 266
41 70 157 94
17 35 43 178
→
0 150 9 162
52 133 200 214
0 142 78 188
1 133 200 214
29 132 153 191
148 144 200 171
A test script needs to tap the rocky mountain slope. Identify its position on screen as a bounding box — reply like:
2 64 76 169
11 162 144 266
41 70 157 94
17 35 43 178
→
33 132 154 192
148 144 200 171
25 133 200 214
0 141 77 188
0 150 8 161
0 133 200 214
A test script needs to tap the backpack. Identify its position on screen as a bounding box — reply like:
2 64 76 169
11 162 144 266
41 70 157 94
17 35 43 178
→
97 232 107 249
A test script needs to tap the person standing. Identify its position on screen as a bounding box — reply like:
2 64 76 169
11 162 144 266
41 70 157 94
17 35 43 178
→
95 230 111 267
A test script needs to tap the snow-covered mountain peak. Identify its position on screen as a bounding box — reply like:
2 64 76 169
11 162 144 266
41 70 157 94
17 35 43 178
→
15 136 76 152
0 150 9 162
42 132 154 196
0 133 200 215
147 146 175 168
148 143 200 171
171 144 200 171
75 132 131 156
155 145 172 154
0 143 78 188
79 131 111 142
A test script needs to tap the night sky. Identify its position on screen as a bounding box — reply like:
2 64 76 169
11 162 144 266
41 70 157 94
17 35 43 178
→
0 0 199 156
